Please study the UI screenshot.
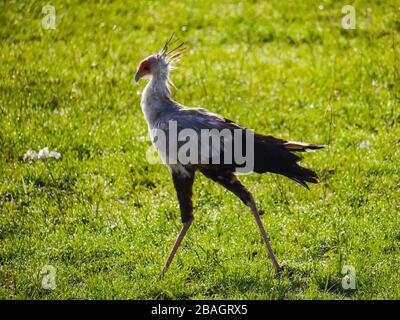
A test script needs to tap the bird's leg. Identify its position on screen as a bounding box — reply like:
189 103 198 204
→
162 217 193 275
248 198 281 274
200 169 281 274
162 167 195 275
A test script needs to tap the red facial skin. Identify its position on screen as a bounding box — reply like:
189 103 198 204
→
137 60 152 78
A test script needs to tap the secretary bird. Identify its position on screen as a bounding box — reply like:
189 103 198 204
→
135 35 323 275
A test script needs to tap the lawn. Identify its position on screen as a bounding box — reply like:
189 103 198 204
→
0 0 399 299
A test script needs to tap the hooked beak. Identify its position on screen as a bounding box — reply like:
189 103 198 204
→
134 71 142 83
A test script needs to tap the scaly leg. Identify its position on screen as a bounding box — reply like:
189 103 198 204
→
200 169 281 274
162 167 195 275
162 217 193 275
248 199 281 274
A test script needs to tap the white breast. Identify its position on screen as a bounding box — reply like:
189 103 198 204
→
140 79 180 168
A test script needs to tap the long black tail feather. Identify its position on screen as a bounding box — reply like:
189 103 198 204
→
252 134 323 189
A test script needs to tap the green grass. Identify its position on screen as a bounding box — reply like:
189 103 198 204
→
0 0 399 299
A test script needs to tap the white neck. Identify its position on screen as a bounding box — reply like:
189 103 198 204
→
144 74 171 101
141 72 176 126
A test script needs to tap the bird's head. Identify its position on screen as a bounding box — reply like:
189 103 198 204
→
135 34 186 83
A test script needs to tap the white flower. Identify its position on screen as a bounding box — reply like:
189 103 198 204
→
23 147 61 162
23 149 38 161
358 141 371 149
